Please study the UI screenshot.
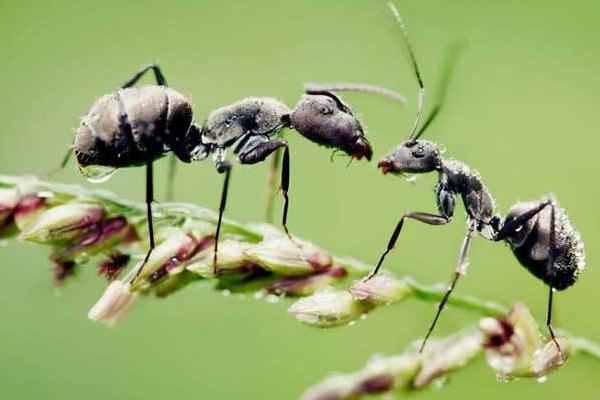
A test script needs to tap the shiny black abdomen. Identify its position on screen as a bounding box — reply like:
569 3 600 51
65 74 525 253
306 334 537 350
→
511 214 582 290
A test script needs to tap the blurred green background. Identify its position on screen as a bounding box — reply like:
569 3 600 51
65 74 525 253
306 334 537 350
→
0 0 598 398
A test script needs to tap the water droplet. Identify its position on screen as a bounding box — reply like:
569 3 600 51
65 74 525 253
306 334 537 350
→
265 294 280 303
360 313 368 320
253 291 265 300
495 373 510 383
36 191 54 199
347 320 357 326
74 253 90 264
221 289 231 297
432 377 447 389
537 376 547 383
79 165 117 183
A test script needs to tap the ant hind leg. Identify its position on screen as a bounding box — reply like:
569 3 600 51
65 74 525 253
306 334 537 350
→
130 161 156 282
545 201 564 360
121 63 167 88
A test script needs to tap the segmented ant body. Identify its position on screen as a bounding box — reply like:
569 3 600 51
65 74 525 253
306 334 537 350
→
69 63 381 278
320 3 585 354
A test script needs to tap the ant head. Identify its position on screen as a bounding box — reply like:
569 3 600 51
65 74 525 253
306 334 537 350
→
290 91 372 161
377 139 442 174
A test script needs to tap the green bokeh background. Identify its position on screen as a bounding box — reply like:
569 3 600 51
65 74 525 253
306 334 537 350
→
0 0 598 398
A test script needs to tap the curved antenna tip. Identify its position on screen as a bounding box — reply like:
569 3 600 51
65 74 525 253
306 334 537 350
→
304 83 408 106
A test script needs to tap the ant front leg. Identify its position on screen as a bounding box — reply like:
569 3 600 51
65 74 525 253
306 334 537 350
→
369 184 456 278
237 136 292 238
368 211 453 279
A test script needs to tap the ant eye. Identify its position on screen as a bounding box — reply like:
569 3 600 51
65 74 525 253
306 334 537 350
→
319 105 333 115
412 145 425 158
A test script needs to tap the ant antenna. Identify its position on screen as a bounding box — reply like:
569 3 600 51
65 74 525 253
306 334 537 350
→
412 42 462 141
305 83 407 106
387 2 425 142
305 89 353 114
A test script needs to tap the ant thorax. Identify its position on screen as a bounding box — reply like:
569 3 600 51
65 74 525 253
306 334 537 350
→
202 97 291 147
440 158 497 229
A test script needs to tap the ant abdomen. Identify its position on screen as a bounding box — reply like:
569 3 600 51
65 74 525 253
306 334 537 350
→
504 200 585 290
74 86 194 168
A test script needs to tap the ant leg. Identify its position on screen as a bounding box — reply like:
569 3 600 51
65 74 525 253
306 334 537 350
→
166 153 177 201
546 285 563 358
495 198 563 356
368 211 452 279
121 63 167 88
494 199 552 241
213 160 232 275
280 145 291 238
237 137 290 237
545 202 564 359
419 219 477 353
44 146 73 179
265 147 281 223
131 161 156 282
119 64 174 201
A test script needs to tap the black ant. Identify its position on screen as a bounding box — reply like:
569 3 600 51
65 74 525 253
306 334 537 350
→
65 63 384 278
319 3 585 355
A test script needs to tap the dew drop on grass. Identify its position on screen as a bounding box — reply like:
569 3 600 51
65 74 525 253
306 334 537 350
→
432 377 448 389
265 294 280 304
79 165 117 183
253 291 265 300
537 376 548 383
74 252 90 264
37 191 54 199
221 289 231 297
